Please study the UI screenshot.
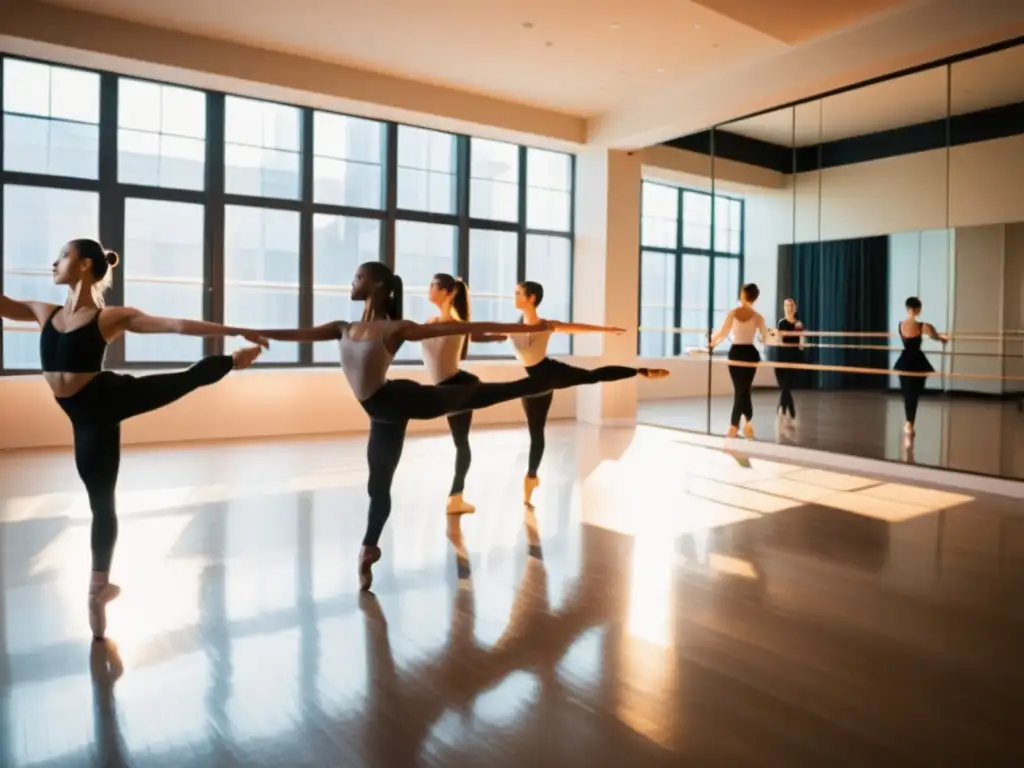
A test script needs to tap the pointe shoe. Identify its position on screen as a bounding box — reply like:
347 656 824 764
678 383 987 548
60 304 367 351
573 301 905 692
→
726 425 739 438
523 475 540 506
446 494 476 515
358 545 382 592
232 345 262 369
742 421 755 440
88 582 121 640
639 368 670 379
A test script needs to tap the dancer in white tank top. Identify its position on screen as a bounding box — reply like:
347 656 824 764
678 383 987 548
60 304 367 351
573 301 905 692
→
423 273 508 515
708 283 771 439
495 280 670 506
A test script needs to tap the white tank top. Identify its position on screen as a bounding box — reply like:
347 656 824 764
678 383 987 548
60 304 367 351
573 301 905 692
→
338 322 396 401
730 314 759 345
510 328 552 367
422 333 465 384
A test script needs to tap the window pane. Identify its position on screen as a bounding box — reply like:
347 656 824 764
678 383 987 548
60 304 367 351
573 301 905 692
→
397 126 456 214
681 254 710 352
3 60 100 179
682 191 711 249
224 206 300 363
313 215 381 363
123 199 206 362
225 97 301 199
467 230 518 356
313 112 384 208
525 235 571 356
526 148 571 231
118 79 206 190
394 220 456 360
639 250 676 358
713 256 741 316
2 186 98 370
470 138 519 222
641 182 677 249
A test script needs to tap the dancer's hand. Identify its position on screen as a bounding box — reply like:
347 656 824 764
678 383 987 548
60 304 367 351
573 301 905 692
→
241 331 270 349
939 334 949 344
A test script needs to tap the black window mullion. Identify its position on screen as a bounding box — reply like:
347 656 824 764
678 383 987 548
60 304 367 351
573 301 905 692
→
98 73 125 367
298 108 315 365
455 135 470 280
383 123 398 271
516 145 528 283
205 92 226 356
674 188 684 356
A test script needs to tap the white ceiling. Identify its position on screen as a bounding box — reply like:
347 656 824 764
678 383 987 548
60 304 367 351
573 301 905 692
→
37 0 922 118
724 43 1024 146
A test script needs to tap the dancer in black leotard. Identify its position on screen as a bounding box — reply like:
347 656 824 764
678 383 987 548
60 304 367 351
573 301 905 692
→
256 262 563 590
423 273 508 515
775 297 803 427
505 280 670 506
0 238 267 639
894 296 948 443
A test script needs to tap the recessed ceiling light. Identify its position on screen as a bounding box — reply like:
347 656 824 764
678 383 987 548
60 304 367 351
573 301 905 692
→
610 23 621 30
522 22 534 29
695 24 702 30
656 67 665 73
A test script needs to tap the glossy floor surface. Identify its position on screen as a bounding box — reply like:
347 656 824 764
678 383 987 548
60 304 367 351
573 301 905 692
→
2 423 1024 766
640 389 1024 480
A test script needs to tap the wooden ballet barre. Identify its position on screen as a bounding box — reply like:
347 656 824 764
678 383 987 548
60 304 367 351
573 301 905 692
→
684 348 1024 382
640 326 1024 342
798 341 1023 358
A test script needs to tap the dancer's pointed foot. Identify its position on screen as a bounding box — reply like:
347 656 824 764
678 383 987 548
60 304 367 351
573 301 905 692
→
88 582 121 640
446 493 476 515
638 368 670 379
359 545 382 592
523 474 540 506
232 345 263 370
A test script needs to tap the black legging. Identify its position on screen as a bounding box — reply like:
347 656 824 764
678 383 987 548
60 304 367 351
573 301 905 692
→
54 356 234 573
438 370 478 496
775 368 796 418
520 357 644 478
899 375 926 425
360 374 546 547
727 344 760 428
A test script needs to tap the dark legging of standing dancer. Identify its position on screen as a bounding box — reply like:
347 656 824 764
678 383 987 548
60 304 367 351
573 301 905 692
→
709 283 770 439
775 298 803 421
257 262 573 590
424 273 509 514
505 280 670 505
894 296 948 441
0 237 267 639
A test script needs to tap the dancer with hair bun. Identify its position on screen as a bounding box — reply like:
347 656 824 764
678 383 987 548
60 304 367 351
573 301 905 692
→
0 238 267 640
895 296 948 443
709 282 769 439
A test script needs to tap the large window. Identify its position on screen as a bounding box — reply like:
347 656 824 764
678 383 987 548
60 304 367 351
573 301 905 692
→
638 182 744 357
0 54 576 374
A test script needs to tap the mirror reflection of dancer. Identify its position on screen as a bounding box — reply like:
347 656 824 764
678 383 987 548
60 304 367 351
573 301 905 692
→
256 262 561 590
424 273 507 516
895 296 948 443
0 238 267 639
709 283 770 439
506 281 669 506
775 297 804 428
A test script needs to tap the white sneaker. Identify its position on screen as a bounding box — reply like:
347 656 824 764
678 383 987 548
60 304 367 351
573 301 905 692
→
446 493 476 515
88 582 121 640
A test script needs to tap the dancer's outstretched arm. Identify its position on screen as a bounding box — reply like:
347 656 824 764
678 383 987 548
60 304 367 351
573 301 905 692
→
395 320 550 342
104 307 269 347
709 310 734 349
0 293 53 324
257 321 347 343
923 322 949 344
547 321 625 334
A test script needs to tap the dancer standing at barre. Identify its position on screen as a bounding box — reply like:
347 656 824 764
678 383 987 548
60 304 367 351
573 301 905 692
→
255 262 559 590
895 296 947 442
0 238 267 640
424 273 507 516
775 297 803 428
709 283 770 439
508 280 669 506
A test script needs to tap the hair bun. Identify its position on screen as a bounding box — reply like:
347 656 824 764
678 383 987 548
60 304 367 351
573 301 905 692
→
105 250 120 268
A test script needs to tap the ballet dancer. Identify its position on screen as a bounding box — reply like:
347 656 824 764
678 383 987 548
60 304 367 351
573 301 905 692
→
423 273 506 515
895 296 948 442
775 297 803 427
507 280 669 506
0 238 266 639
255 262 566 590
709 283 770 439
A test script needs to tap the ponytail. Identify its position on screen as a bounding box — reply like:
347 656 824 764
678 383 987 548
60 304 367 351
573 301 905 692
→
433 272 471 358
387 274 404 320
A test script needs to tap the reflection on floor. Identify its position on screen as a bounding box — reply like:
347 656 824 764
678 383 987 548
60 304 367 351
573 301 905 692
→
2 423 1024 766
640 389 1024 480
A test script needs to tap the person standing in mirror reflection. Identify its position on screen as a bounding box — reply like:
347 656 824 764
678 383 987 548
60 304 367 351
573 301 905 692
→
709 283 770 439
895 296 948 444
775 298 803 429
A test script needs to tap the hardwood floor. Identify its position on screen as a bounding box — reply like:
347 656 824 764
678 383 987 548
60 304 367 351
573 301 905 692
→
2 423 1023 766
640 389 1024 480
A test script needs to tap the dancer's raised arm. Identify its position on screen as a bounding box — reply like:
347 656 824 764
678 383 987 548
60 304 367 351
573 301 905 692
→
0 293 53 324
396 319 551 342
546 321 626 334
256 321 347 343
105 307 268 347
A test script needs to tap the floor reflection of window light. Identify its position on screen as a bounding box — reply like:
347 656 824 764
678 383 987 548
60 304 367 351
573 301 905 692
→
9 672 94 766
470 671 540 729
627 526 675 648
226 628 301 743
316 614 369 717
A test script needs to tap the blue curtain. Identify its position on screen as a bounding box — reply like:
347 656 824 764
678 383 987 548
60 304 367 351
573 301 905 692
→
776 236 889 390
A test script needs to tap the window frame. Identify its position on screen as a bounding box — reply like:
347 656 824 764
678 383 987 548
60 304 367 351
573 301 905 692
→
0 55 576 374
637 182 745 358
